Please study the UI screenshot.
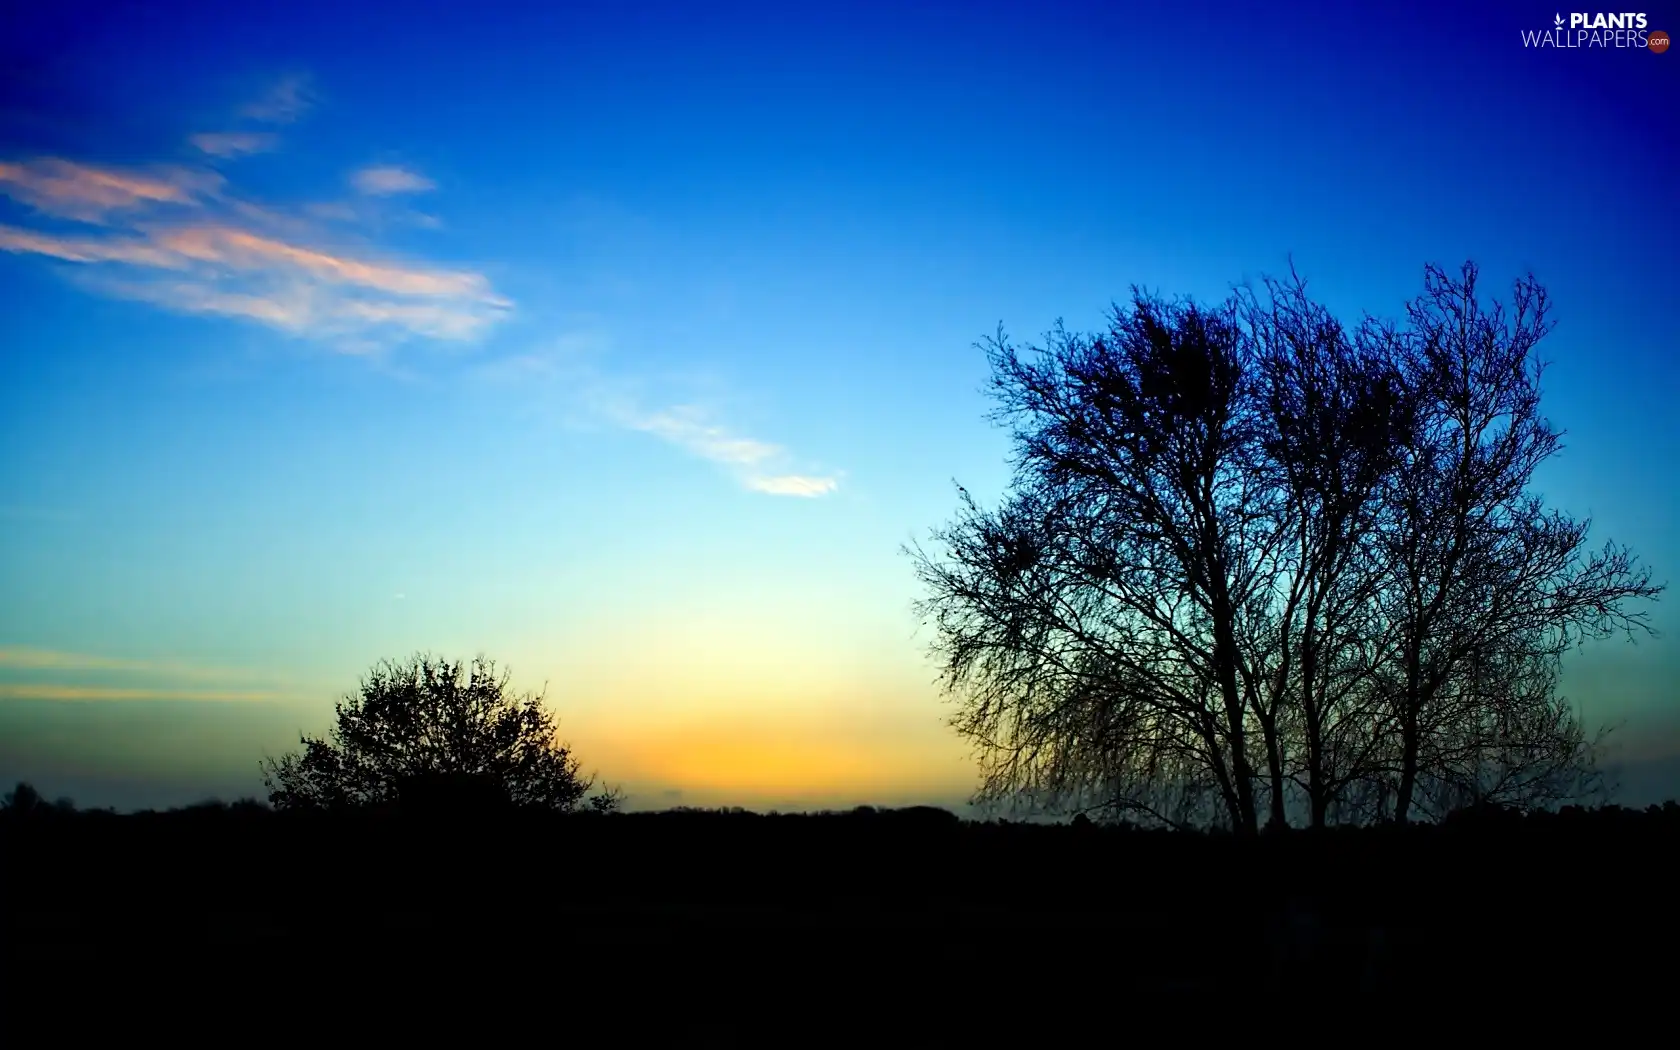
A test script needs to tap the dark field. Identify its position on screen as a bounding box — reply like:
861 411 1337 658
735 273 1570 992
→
5 804 1676 1037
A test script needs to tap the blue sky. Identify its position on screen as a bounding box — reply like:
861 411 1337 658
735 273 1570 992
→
2 0 1676 811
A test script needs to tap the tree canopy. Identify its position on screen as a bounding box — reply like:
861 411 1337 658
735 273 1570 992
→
911 262 1662 833
261 653 618 814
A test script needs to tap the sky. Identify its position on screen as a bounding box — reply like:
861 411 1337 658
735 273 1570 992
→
1 0 1675 813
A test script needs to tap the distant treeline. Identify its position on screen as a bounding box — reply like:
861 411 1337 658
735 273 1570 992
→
10 779 1680 830
8 777 1680 835
8 783 1677 901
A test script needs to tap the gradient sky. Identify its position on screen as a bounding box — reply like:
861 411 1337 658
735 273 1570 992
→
2 0 1675 812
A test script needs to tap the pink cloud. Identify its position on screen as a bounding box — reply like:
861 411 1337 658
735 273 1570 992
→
0 224 187 269
0 78 511 348
3 218 510 345
0 158 221 222
149 225 504 302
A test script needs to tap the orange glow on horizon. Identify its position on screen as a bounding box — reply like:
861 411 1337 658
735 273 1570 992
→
588 713 973 801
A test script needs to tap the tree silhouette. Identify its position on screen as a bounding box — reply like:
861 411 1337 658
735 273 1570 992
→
1372 263 1658 822
3 781 43 814
910 262 1662 833
260 653 620 814
1241 270 1412 828
0 782 75 815
911 292 1274 832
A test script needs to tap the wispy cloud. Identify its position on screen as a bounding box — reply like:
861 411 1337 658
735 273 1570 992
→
622 406 780 467
81 278 331 335
240 73 315 124
0 646 315 703
185 77 304 163
2 220 510 344
150 225 499 300
189 131 279 158
0 646 284 683
617 405 839 498
351 164 436 196
0 157 221 223
745 475 840 497
0 683 286 702
0 79 511 349
0 223 186 268
485 339 842 498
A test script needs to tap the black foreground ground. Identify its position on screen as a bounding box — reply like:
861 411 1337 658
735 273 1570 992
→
4 804 1675 1039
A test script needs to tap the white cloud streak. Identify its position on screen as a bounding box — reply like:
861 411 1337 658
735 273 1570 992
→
745 474 841 497
487 343 841 498
351 165 436 196
622 406 780 467
623 404 841 498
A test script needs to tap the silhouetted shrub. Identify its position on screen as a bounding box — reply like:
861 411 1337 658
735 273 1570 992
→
396 770 515 815
260 652 618 814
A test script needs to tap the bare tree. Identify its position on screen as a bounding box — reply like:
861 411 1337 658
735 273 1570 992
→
1374 263 1660 822
1406 640 1607 819
913 262 1662 829
1237 270 1412 827
911 292 1279 835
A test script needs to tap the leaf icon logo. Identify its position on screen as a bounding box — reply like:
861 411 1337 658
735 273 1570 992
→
1554 13 1566 27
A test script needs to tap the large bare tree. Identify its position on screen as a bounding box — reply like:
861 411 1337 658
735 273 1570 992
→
1372 263 1659 823
912 292 1279 834
1238 270 1411 828
912 262 1661 831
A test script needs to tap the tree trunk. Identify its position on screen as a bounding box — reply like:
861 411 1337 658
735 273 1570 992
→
1394 664 1422 824
1212 612 1259 836
1395 716 1418 824
1302 631 1327 828
1262 713 1288 830
1201 714 1246 832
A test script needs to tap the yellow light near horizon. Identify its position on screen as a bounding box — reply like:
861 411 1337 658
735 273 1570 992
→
591 715 972 799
